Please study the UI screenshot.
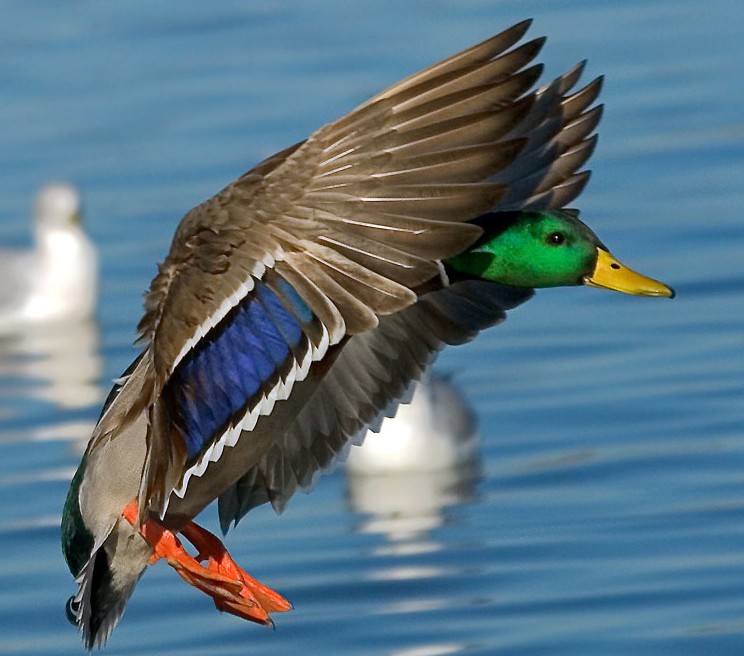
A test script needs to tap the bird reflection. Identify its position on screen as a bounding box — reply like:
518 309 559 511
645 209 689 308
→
345 374 480 656
345 373 481 546
0 319 103 441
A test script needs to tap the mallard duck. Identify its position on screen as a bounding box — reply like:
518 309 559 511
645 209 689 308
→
61 20 672 648
0 183 97 333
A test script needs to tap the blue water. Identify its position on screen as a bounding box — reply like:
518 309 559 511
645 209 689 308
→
1 1 743 654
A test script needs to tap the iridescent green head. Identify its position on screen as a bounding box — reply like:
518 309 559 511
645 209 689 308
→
447 210 673 297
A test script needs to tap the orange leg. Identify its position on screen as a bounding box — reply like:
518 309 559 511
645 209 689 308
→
122 501 292 626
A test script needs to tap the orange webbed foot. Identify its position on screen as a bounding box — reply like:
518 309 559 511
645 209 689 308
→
122 501 292 626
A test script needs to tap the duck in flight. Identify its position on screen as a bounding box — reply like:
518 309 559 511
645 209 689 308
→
61 19 672 648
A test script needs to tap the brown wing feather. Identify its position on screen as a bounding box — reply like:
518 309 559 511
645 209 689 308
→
137 21 548 385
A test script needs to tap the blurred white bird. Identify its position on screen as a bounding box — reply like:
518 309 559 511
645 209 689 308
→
0 183 97 333
347 373 479 475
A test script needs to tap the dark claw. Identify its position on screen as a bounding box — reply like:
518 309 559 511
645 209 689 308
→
65 596 81 625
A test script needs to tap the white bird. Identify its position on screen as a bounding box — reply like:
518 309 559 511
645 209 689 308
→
0 183 97 333
347 373 479 475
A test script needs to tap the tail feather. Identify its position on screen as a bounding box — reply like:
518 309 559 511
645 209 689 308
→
67 520 151 649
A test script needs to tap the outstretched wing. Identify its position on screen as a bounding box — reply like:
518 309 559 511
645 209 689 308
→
92 20 600 522
161 39 604 529
209 57 603 527
139 20 545 377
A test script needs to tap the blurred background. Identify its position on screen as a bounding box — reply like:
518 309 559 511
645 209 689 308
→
0 1 742 654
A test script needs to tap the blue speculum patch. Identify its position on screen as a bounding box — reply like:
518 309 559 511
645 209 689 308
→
168 278 313 460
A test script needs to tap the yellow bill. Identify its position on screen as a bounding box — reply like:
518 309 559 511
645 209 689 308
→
584 248 674 298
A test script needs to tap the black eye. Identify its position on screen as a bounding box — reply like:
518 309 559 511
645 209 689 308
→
546 232 566 246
